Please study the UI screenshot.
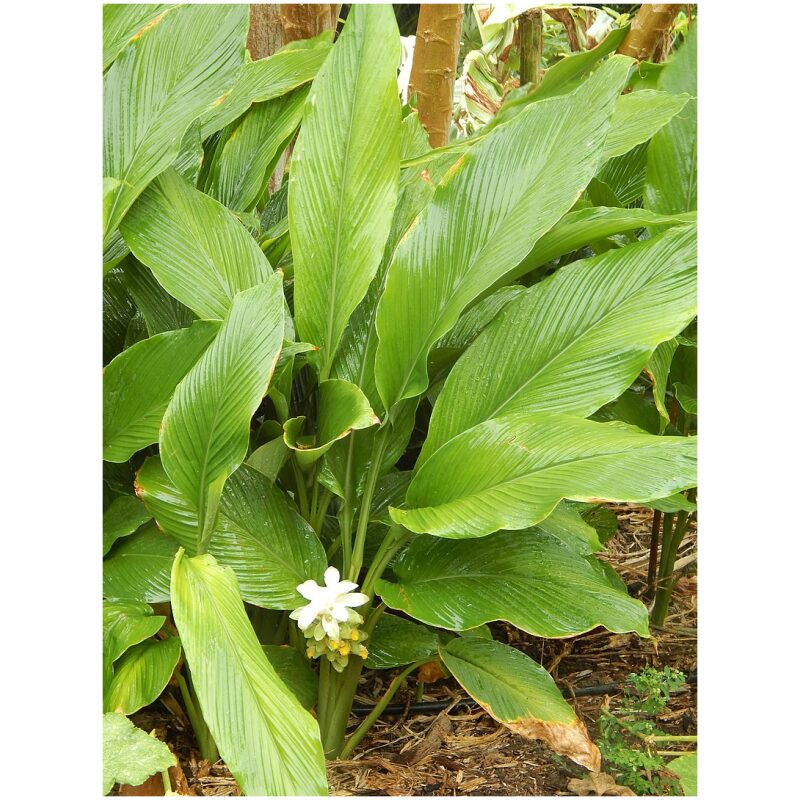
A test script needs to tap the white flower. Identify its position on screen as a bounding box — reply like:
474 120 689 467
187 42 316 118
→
290 566 369 642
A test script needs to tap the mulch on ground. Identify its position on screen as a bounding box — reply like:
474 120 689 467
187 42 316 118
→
125 505 697 797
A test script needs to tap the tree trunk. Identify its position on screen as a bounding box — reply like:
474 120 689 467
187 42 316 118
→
247 4 283 60
518 9 543 88
618 4 681 61
259 5 338 195
278 3 339 44
409 4 464 148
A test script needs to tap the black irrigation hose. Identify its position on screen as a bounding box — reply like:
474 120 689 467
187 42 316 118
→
351 671 697 717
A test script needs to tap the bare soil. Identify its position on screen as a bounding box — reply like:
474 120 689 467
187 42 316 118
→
125 505 697 797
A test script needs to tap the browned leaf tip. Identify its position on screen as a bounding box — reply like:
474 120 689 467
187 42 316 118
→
503 715 601 772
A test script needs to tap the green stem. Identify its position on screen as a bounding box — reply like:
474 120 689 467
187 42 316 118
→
652 734 698 742
317 657 334 743
658 512 676 578
348 427 390 583
652 496 695 625
339 660 429 760
318 657 364 758
291 457 310 519
364 602 386 636
288 619 303 652
273 611 289 646
340 437 356 574
362 525 412 598
161 768 172 795
312 487 334 535
309 467 320 522
326 534 342 560
176 671 218 763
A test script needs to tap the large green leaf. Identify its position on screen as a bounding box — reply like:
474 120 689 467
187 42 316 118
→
307 82 444 500
103 320 220 462
421 226 697 464
376 527 648 637
646 338 679 431
527 26 628 103
103 268 137 365
103 523 179 604
671 334 697 415
537 502 603 556
215 465 327 607
395 413 697 539
171 550 327 795
104 228 131 276
329 151 456 430
136 458 326 609
596 142 650 207
121 169 272 320
103 601 165 667
173 119 204 184
262 645 318 710
103 600 165 697
135 458 198 550
283 379 378 467
207 87 309 212
199 33 334 138
105 637 181 715
592 387 662 435
648 493 697 513
102 5 174 70
375 56 632 411
603 90 690 162
122 257 195 335
400 112 431 160
103 495 152 555
513 206 695 277
160 278 284 543
365 613 440 670
103 712 175 795
434 286 525 353
247 436 290 482
440 637 599 770
290 4 400 377
103 4 247 244
644 25 697 214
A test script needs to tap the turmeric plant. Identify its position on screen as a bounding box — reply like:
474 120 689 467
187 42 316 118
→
103 5 697 794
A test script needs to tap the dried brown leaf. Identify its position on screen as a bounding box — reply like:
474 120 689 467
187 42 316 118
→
504 715 601 772
396 712 452 766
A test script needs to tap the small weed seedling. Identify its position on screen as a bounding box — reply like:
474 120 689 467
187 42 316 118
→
598 667 696 795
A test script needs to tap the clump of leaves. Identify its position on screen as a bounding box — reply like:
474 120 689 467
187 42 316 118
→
598 667 688 795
